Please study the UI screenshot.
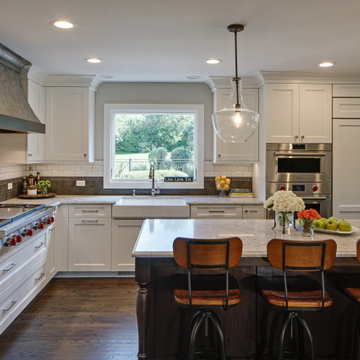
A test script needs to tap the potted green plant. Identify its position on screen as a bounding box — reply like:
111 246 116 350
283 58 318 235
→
37 180 51 194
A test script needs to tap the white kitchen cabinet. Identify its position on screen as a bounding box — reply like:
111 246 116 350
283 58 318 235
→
333 119 360 219
68 205 112 271
111 219 143 271
45 226 56 279
27 79 45 162
68 218 112 271
333 85 360 97
243 205 266 219
333 98 360 118
213 88 259 162
45 86 95 161
266 84 332 143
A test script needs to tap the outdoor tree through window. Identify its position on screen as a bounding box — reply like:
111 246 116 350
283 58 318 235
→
104 104 204 189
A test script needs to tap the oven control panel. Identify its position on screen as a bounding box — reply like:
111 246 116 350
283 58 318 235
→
267 182 331 196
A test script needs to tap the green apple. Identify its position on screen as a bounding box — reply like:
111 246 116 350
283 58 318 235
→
320 217 327 223
328 216 339 223
338 219 352 232
314 219 326 229
326 219 338 231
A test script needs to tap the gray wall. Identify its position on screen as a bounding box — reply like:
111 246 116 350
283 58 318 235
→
94 82 213 160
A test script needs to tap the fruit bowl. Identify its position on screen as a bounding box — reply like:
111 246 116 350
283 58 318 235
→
314 226 358 235
215 176 231 197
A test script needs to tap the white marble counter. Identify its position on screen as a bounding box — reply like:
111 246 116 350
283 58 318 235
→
133 219 360 258
2 195 264 206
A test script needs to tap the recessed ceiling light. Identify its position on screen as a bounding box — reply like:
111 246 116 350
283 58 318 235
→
319 62 334 68
206 58 222 65
85 58 102 64
53 20 74 29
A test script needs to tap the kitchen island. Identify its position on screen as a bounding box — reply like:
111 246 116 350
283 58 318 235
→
133 219 360 360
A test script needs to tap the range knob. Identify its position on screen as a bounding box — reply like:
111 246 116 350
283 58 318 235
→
313 185 319 192
279 185 286 191
38 223 45 230
46 217 51 225
10 238 16 246
16 235 22 243
26 229 33 237
50 216 55 223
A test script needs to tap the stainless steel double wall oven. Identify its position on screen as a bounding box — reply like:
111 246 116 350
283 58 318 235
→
266 143 332 218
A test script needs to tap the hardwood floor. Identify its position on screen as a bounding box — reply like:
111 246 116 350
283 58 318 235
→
0 278 138 360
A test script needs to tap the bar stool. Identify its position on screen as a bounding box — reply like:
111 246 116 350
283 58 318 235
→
173 237 243 360
342 239 360 359
261 239 337 360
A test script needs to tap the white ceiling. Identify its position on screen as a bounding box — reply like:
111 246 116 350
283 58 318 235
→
1 0 360 82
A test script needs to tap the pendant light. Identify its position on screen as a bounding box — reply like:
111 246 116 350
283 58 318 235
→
212 24 259 143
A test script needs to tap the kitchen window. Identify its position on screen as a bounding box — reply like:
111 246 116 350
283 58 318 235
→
103 104 204 189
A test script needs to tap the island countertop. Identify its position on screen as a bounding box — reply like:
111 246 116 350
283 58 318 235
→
133 218 360 258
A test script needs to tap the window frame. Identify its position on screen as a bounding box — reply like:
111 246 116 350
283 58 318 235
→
103 103 204 189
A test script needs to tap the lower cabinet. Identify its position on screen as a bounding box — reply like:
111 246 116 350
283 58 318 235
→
68 217 112 271
190 204 265 219
111 220 143 271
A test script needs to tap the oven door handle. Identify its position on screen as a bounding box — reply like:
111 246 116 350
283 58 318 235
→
301 197 328 200
274 152 327 157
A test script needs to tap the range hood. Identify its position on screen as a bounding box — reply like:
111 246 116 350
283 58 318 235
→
0 43 45 133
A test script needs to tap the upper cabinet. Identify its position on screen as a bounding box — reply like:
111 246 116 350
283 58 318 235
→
45 76 98 162
27 79 45 162
212 80 259 163
265 84 332 143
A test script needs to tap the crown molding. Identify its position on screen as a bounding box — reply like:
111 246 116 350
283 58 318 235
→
20 66 48 85
44 74 103 90
259 71 360 84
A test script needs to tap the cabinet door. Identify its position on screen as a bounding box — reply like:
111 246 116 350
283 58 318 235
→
45 226 56 279
111 220 143 271
242 205 266 219
333 119 360 219
213 89 259 162
266 84 299 143
333 98 360 118
27 80 45 162
68 218 111 271
299 84 332 143
45 87 90 161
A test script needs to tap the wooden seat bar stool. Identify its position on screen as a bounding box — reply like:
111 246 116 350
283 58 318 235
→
342 239 360 359
262 239 337 360
173 237 243 360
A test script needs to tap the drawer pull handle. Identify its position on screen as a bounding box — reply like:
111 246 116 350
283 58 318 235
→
3 300 16 312
35 272 45 282
208 210 226 213
248 210 258 213
34 241 45 250
82 210 99 213
81 220 99 223
2 263 16 272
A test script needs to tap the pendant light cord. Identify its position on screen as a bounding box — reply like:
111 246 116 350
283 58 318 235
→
233 30 240 109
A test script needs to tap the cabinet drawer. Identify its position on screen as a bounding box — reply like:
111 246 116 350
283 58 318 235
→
69 205 111 218
0 233 47 294
333 98 360 118
243 205 266 219
0 264 46 328
190 205 243 219
333 85 360 97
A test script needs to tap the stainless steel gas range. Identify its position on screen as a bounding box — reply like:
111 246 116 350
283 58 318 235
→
0 204 56 251
266 143 332 218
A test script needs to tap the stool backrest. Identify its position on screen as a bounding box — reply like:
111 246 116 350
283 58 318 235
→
173 237 243 308
267 239 337 310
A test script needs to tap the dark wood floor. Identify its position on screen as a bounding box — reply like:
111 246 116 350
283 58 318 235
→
0 278 138 360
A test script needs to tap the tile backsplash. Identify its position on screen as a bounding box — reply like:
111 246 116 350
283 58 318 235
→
0 161 253 199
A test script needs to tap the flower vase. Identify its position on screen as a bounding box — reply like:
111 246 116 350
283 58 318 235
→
301 219 314 237
275 211 294 234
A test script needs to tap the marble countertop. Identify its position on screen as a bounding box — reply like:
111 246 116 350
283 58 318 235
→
133 219 360 258
2 195 264 206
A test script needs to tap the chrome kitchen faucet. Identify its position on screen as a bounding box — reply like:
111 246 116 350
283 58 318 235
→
149 162 160 197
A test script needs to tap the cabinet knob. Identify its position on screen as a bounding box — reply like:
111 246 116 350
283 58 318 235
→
218 154 221 158
301 135 305 141
28 153 32 157
84 153 87 158
294 135 299 140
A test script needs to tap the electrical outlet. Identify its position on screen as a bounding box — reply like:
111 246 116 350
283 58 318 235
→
7 183 13 190
76 180 86 187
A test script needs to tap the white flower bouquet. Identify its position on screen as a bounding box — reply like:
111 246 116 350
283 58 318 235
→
264 190 305 212
264 191 305 233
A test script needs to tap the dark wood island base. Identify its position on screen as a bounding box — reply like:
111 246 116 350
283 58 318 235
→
135 257 360 360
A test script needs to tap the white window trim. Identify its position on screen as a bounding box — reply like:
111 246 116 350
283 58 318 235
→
103 103 204 189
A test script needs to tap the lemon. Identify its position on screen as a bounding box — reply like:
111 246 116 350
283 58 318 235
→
219 180 226 187
226 178 231 185
215 176 220 181
221 175 227 180
223 184 229 190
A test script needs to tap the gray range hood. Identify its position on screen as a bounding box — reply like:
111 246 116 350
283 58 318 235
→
0 43 45 134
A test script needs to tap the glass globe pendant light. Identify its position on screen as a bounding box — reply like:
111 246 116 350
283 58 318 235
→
212 24 259 143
